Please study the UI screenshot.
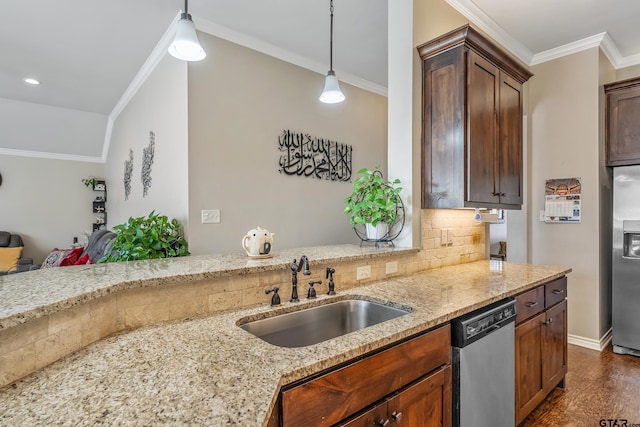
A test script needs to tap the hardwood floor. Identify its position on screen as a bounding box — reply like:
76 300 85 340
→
520 343 640 426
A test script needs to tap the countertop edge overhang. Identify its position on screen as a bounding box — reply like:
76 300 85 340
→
0 244 419 329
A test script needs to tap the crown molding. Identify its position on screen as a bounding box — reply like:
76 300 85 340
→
0 147 103 163
444 0 533 65
530 33 605 66
444 0 640 70
599 33 640 69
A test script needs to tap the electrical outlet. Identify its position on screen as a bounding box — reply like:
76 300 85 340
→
386 261 398 275
441 228 448 246
356 265 371 280
201 209 221 224
447 228 454 245
539 210 546 222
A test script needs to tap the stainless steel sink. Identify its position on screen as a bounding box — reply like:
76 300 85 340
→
238 299 411 348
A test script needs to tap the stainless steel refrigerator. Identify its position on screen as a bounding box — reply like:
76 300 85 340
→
613 165 640 356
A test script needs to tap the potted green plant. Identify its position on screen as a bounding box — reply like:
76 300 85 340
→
82 176 98 189
99 210 189 262
344 167 402 240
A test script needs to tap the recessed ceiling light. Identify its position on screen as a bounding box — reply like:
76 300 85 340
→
23 78 41 85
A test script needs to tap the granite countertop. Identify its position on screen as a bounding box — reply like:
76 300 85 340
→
0 244 417 330
0 259 570 426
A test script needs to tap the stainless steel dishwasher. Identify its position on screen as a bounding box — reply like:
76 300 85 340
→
451 297 517 427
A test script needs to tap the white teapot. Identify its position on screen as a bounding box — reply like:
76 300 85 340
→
242 226 275 257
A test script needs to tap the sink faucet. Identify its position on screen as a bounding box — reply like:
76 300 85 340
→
290 256 311 302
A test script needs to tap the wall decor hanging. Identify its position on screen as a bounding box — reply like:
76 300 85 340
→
141 131 155 197
123 149 133 200
278 129 352 182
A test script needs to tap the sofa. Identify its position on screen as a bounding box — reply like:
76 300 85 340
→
0 232 36 275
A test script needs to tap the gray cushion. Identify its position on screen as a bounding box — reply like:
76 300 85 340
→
0 232 24 248
0 232 10 247
81 230 116 263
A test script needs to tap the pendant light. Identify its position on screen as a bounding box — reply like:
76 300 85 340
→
319 0 345 103
168 0 206 61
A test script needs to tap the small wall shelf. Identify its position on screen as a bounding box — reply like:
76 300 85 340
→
92 180 107 231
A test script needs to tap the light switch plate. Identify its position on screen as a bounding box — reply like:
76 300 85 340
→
202 209 221 224
539 210 545 222
441 228 448 246
447 228 454 245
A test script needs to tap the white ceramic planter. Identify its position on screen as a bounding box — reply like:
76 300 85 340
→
365 222 389 240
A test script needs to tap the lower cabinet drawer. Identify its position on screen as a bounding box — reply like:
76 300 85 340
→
281 324 451 426
545 276 567 308
515 286 544 324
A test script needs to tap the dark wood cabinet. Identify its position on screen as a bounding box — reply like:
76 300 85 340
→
340 366 451 427
418 25 532 209
280 325 451 426
605 77 640 166
514 277 568 425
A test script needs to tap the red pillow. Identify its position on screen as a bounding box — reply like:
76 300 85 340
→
59 247 84 267
74 253 92 265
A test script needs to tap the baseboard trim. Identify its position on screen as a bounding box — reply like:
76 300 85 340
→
568 328 612 351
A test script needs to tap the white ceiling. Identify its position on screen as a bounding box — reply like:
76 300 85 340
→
2 0 640 157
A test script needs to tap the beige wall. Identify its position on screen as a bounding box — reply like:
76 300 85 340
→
106 55 189 233
187 33 388 255
0 156 103 263
529 48 607 342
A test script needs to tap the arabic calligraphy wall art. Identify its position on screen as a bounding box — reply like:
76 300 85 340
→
278 130 352 182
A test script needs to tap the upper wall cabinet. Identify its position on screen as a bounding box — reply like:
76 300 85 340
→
605 77 640 167
417 25 533 210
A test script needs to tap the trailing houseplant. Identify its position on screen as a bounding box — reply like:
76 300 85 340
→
344 167 402 239
99 210 189 262
82 176 98 188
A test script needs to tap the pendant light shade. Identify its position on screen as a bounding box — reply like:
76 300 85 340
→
319 0 345 103
168 0 206 61
319 71 345 104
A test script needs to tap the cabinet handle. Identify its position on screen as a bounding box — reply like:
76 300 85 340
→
391 411 403 422
525 301 538 308
544 318 553 326
377 419 390 427
552 289 564 295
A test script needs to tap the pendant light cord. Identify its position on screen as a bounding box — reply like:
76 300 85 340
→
184 0 189 14
329 0 334 72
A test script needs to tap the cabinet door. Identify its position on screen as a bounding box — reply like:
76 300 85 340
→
282 326 450 426
339 402 388 427
387 366 452 427
497 72 523 206
607 83 640 166
422 46 466 209
542 299 568 392
341 366 452 427
515 312 546 425
467 50 499 206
